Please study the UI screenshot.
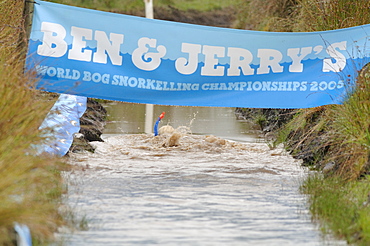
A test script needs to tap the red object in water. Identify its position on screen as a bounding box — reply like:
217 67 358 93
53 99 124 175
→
154 112 166 136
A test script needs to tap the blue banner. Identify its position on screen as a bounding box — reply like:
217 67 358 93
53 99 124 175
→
26 0 370 108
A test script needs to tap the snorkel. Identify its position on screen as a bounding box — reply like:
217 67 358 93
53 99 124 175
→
153 112 165 136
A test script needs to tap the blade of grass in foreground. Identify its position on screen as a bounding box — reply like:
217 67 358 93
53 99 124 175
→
0 0 71 244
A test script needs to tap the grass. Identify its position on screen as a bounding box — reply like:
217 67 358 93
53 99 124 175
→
233 0 297 31
301 174 370 245
293 0 370 32
0 0 240 244
323 64 370 180
49 0 240 14
0 0 69 244
267 0 370 179
234 0 370 31
276 63 370 244
2 0 369 244
250 0 370 244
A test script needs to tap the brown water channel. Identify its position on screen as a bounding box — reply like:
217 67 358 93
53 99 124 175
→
58 103 345 245
103 102 260 142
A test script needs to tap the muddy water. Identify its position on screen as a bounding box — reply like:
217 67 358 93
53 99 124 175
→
59 104 344 245
102 103 260 142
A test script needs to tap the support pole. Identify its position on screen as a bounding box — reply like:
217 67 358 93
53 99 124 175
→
144 0 154 19
144 104 154 134
19 0 34 55
22 0 34 40
143 0 154 134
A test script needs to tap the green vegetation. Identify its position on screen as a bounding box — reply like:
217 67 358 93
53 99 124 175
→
323 63 370 180
0 0 68 244
294 59 370 244
293 0 370 32
0 0 239 244
2 0 369 244
234 0 297 31
0 0 239 243
50 0 240 14
236 0 370 244
301 175 370 245
234 0 370 32
271 0 370 178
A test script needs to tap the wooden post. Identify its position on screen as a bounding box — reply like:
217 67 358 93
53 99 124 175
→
21 0 34 50
23 1 34 38
144 0 154 134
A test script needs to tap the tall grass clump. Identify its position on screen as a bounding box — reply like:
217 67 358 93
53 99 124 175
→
273 0 370 179
301 175 370 244
266 0 370 243
293 0 370 31
234 0 370 32
233 0 297 31
322 64 370 180
0 0 68 244
293 1 370 180
50 0 239 14
236 0 370 243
